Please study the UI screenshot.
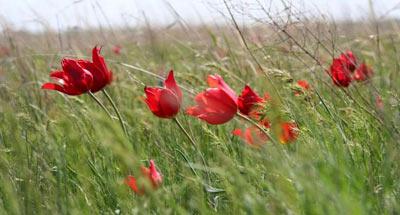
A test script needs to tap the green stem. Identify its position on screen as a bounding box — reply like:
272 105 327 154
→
102 89 128 136
173 117 211 182
88 91 113 119
173 118 197 147
236 112 278 145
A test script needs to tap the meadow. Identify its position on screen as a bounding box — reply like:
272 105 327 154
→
0 5 400 214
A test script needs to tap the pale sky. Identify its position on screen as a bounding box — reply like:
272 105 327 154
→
0 0 399 31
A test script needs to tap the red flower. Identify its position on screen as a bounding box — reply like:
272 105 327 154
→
375 95 384 110
141 160 163 188
297 80 310 90
112 45 122 55
83 46 113 92
294 80 310 96
42 59 93 95
339 51 357 72
125 160 162 195
144 70 182 118
187 74 238 124
232 127 268 147
279 122 299 144
329 58 352 87
353 63 373 82
238 85 264 116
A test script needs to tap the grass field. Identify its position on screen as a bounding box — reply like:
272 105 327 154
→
1 3 400 214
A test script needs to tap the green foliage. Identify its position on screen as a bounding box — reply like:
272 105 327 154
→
0 24 400 214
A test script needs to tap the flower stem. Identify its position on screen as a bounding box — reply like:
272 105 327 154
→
88 91 113 119
236 112 278 145
102 89 128 136
173 117 211 182
173 118 197 147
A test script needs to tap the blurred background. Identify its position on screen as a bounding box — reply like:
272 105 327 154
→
1 0 400 31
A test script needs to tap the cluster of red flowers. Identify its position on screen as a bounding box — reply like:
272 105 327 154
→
329 51 373 87
42 46 374 196
144 72 300 146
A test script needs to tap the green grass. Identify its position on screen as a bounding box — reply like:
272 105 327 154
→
0 22 400 214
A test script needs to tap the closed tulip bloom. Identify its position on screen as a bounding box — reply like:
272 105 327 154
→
329 58 352 87
187 74 238 125
82 46 113 93
238 85 264 116
141 160 162 188
279 122 299 144
144 70 182 119
125 160 162 195
42 59 93 95
353 63 373 82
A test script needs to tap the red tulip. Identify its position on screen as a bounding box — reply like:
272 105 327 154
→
112 45 122 55
125 160 162 195
141 160 162 187
187 74 238 124
238 85 264 116
144 70 182 118
375 95 384 110
279 122 299 144
297 80 310 90
294 80 310 96
42 59 93 95
339 51 357 72
353 63 373 82
84 46 113 93
232 127 268 147
329 58 352 87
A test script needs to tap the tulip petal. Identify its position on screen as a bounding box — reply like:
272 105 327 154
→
187 88 237 124
207 74 237 102
238 85 264 115
164 70 182 102
144 87 180 118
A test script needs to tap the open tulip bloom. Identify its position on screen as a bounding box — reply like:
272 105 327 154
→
187 74 238 125
144 70 183 119
42 46 112 95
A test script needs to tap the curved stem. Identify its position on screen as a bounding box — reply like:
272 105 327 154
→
173 118 197 147
88 91 113 119
173 117 211 182
102 89 128 136
236 112 278 145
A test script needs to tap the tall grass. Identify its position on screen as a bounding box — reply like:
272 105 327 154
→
0 1 400 214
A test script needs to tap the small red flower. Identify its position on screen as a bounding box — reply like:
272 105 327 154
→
112 45 122 55
144 70 182 119
279 122 299 144
141 160 162 188
353 63 373 82
187 74 238 124
238 85 264 116
329 58 352 87
232 127 268 147
294 80 310 96
42 59 93 95
375 95 384 110
125 160 162 195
